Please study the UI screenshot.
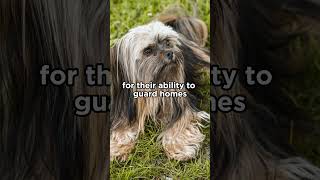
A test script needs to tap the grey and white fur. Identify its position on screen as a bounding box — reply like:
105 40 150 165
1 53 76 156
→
110 14 210 161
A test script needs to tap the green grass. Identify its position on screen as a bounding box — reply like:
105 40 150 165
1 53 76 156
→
110 0 210 46
110 0 210 179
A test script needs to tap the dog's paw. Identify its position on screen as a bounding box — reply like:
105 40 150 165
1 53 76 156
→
163 142 201 161
160 122 205 161
110 129 138 161
110 141 135 161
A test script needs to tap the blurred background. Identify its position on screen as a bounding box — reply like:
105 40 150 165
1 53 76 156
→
281 37 320 166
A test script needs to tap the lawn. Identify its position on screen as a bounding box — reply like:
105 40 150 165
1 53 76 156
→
110 0 210 179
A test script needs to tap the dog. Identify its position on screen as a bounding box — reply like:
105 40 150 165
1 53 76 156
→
110 10 210 161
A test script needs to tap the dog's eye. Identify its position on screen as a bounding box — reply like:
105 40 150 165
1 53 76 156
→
143 47 153 56
165 40 171 47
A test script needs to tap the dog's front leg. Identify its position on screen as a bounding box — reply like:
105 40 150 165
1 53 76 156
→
160 110 208 161
110 120 140 161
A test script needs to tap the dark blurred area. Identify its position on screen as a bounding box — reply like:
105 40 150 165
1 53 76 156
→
212 0 320 179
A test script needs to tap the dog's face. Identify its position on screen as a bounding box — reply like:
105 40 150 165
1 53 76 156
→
112 22 185 84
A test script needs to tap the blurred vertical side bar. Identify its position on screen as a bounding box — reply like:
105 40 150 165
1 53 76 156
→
210 1 214 180
106 0 111 179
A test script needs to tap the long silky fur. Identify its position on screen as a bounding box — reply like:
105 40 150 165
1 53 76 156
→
0 1 109 180
213 0 320 179
156 6 210 114
110 21 210 127
110 13 210 160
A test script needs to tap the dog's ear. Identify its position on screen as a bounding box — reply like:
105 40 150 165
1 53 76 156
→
158 15 208 47
110 42 136 128
178 36 210 103
178 36 210 66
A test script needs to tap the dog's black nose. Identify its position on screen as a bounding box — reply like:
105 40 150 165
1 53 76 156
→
165 51 173 60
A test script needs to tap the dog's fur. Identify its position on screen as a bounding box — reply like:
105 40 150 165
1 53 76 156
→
213 0 320 179
0 1 109 180
110 12 210 161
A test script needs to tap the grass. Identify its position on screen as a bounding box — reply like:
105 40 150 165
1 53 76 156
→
110 0 210 179
110 0 210 46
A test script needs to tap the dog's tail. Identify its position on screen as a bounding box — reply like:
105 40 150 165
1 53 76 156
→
156 5 208 47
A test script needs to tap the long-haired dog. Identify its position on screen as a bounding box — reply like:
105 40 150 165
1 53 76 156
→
213 0 320 179
110 8 210 161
